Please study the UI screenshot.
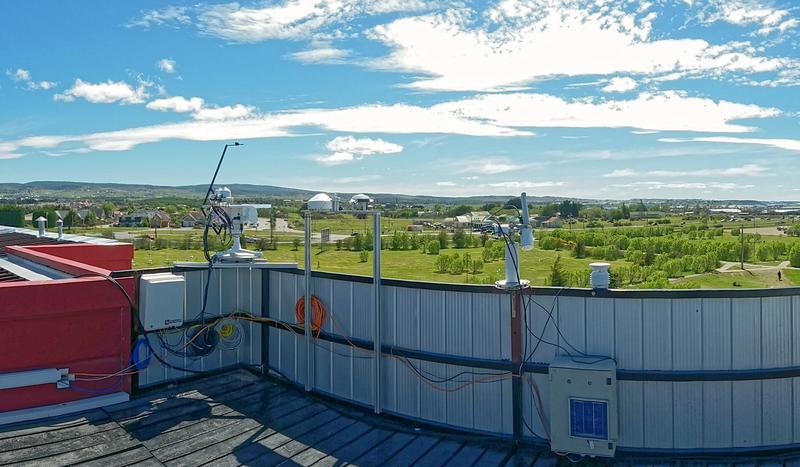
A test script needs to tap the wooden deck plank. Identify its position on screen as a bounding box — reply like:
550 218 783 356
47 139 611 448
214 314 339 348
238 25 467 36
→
476 447 511 467
443 444 486 466
278 420 373 466
312 427 396 467
503 449 540 467
131 385 295 446
153 400 322 464
347 431 417 466
9 428 141 467
382 434 440 467
106 371 257 414
0 426 134 464
73 445 158 467
0 419 117 452
0 411 108 442
414 439 464 467
212 411 355 467
112 379 271 426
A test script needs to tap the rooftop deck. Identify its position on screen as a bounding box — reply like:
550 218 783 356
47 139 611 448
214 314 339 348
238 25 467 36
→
3 369 800 467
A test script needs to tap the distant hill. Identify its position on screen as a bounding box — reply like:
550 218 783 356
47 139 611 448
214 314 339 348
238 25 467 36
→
0 181 787 206
0 181 569 205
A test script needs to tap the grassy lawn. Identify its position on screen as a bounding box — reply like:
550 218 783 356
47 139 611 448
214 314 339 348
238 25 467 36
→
134 244 625 286
672 269 797 289
289 213 415 235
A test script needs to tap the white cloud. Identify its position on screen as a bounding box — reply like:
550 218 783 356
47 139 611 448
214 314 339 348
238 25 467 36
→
368 3 796 91
54 78 150 104
7 68 56 90
192 104 255 121
435 91 779 133
488 181 565 189
436 181 456 186
616 181 755 190
698 0 797 36
290 46 351 64
197 0 430 42
126 6 191 28
647 164 768 177
659 136 800 151
459 159 518 175
603 169 637 178
157 58 177 74
315 135 403 165
146 96 205 113
602 77 638 93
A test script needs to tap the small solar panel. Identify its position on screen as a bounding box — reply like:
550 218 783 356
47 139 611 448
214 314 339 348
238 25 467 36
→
569 398 608 440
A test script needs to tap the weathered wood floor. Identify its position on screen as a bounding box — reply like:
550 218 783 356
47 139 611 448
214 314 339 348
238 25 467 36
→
1 369 799 466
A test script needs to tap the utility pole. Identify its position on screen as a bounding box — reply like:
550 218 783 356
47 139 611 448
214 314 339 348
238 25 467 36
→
740 223 745 270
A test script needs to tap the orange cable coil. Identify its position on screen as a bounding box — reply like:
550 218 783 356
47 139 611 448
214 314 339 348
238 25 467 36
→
295 295 326 333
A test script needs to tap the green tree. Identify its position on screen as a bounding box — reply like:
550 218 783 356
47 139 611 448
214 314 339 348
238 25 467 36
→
84 211 97 226
452 228 467 248
426 240 440 255
0 205 24 227
438 230 448 249
790 244 800 268
359 250 369 263
620 203 630 219
102 202 115 218
548 255 568 286
64 210 78 230
292 238 301 251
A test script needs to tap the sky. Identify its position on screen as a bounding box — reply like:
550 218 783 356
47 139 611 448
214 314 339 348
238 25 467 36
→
1 0 799 200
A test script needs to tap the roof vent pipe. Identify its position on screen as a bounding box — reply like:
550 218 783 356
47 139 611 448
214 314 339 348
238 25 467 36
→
589 262 610 289
36 216 47 238
56 219 63 241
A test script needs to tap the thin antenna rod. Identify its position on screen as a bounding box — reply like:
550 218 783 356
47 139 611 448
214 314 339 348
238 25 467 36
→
203 142 242 205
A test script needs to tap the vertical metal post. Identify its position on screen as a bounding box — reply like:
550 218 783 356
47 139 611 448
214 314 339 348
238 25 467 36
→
372 211 382 414
304 211 313 391
511 289 523 439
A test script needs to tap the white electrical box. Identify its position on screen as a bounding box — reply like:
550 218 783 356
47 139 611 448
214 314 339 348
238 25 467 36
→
549 356 617 457
140 273 185 331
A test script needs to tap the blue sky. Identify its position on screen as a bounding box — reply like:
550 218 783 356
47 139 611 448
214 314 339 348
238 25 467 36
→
1 0 799 200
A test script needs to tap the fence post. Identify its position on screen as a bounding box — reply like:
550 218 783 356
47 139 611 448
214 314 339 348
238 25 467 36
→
373 212 382 414
511 289 523 439
304 211 313 391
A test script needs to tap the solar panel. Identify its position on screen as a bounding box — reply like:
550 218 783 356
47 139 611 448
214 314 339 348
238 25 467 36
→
569 398 609 440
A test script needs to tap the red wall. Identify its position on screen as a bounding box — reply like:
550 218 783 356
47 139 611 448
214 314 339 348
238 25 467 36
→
22 243 133 271
0 243 134 412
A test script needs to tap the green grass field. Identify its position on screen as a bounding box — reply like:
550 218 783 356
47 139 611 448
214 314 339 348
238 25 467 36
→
134 244 625 286
672 269 798 289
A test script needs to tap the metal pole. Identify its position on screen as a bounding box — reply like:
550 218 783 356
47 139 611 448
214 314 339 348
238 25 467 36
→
740 223 745 271
372 211 382 414
511 290 523 439
304 211 313 391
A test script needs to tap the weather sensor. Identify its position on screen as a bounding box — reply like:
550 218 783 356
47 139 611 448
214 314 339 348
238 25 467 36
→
495 192 534 289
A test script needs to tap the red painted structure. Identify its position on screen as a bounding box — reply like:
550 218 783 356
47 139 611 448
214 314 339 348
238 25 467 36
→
0 243 134 412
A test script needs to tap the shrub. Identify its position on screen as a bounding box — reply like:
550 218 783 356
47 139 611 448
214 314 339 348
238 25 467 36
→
438 230 449 249
434 253 451 273
426 240 440 255
292 238 301 251
548 255 567 286
790 244 800 268
359 250 369 263
453 228 467 248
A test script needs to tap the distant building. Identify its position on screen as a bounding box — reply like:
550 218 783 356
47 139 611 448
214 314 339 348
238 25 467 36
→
118 210 171 227
406 224 423 232
181 211 204 228
542 216 562 228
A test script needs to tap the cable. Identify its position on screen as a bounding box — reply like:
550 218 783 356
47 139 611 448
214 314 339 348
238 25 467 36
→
295 295 325 334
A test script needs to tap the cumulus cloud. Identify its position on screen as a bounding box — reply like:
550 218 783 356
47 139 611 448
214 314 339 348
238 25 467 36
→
315 135 403 165
613 181 755 190
7 68 56 90
146 96 205 113
157 58 177 74
602 77 638 93
54 78 150 104
368 2 796 91
192 104 256 121
436 181 456 186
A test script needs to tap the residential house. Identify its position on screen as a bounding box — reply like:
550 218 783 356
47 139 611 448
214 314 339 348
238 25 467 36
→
542 216 562 228
118 210 172 228
181 211 204 228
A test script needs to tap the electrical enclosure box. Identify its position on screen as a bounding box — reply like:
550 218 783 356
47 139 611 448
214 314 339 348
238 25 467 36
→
140 273 185 331
549 356 617 457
